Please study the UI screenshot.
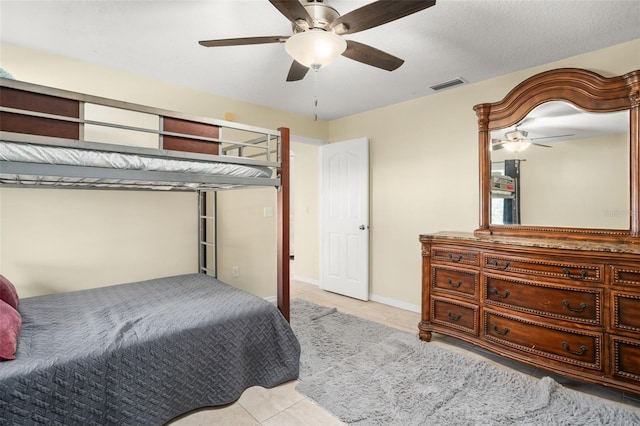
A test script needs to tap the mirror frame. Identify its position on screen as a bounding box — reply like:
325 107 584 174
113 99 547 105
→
474 68 640 242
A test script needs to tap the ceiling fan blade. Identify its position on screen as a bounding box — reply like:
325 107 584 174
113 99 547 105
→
330 0 436 35
199 36 288 47
269 0 313 27
342 40 404 71
531 133 575 141
532 143 552 148
286 60 309 82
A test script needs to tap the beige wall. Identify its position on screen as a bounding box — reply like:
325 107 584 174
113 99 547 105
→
0 42 326 298
328 39 640 309
290 141 320 283
0 43 330 138
1 188 197 296
1 39 638 307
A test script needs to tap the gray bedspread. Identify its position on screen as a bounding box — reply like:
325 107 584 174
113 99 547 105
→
0 274 300 425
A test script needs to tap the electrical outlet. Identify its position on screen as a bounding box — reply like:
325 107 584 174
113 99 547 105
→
263 207 273 217
231 266 239 278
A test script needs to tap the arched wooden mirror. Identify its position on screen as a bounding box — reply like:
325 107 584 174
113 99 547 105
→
474 68 640 242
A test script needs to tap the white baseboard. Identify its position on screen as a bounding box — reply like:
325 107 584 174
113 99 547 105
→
265 275 319 302
289 276 420 313
292 275 320 286
369 293 420 313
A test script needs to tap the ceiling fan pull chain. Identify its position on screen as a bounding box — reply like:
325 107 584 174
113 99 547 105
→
313 66 319 121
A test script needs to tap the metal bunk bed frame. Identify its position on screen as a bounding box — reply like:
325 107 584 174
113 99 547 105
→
0 77 291 320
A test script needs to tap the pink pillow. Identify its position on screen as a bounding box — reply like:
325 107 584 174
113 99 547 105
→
0 274 18 309
0 299 21 361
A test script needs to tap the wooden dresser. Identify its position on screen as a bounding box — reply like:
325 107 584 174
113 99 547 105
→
419 232 640 394
423 68 640 394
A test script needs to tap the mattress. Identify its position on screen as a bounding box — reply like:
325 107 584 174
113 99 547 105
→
0 141 274 189
0 274 300 425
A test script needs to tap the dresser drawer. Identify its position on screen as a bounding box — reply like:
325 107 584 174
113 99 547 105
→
484 274 602 325
432 297 478 336
484 310 602 370
612 266 640 287
611 336 640 382
432 246 479 267
612 292 640 333
432 266 478 299
483 253 603 283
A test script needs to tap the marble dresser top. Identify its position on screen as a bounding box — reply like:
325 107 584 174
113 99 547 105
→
420 231 640 255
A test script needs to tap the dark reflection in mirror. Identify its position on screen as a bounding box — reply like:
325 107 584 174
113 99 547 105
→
491 159 520 225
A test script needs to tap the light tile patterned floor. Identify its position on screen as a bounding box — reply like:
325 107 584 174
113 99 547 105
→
168 279 640 425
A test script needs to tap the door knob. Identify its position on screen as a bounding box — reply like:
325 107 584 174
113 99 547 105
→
359 225 366 230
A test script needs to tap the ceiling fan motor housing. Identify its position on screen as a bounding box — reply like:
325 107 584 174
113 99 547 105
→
506 129 528 141
293 2 341 33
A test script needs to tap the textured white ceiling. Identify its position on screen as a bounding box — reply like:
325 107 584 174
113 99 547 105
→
1 0 639 120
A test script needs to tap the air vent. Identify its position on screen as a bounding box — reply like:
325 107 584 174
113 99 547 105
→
430 77 467 91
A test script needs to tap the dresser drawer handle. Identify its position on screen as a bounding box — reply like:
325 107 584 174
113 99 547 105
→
562 268 588 280
561 342 588 356
488 259 511 270
489 287 510 299
446 278 463 288
562 300 587 313
490 323 510 336
448 253 463 262
447 310 463 322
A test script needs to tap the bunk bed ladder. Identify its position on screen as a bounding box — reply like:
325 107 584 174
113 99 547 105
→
198 190 217 277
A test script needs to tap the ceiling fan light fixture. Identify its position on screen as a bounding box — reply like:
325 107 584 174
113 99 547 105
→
284 30 346 68
503 141 531 153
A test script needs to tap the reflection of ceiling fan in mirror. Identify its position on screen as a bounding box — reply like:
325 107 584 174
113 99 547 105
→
198 0 436 81
491 126 575 153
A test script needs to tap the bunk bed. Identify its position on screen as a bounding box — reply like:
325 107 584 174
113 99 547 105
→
0 78 298 425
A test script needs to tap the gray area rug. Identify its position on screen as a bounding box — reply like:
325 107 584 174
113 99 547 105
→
290 298 399 379
291 299 640 426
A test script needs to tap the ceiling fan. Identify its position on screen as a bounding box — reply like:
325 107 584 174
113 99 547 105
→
492 127 575 153
198 0 437 82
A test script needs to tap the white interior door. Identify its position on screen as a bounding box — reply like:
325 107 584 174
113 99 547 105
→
320 138 369 300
